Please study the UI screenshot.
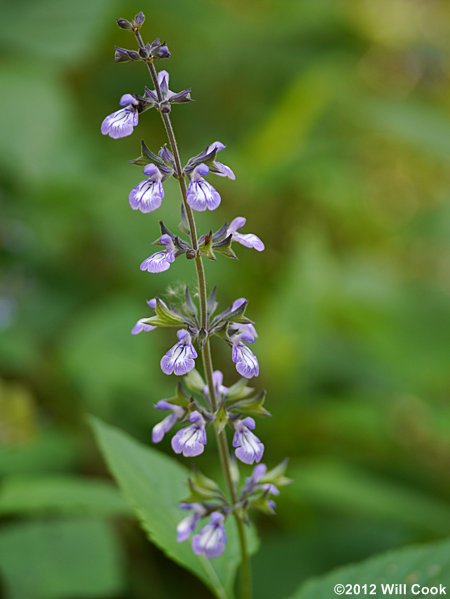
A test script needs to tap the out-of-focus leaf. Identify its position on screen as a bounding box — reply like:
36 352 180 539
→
0 431 80 476
90 416 259 599
0 0 114 65
285 459 450 534
286 537 450 599
0 475 131 517
61 298 168 418
0 519 124 599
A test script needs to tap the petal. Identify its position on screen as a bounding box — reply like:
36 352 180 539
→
233 232 265 252
228 217 246 233
191 163 209 180
232 343 259 378
152 413 177 443
235 429 264 465
171 426 205 457
158 70 170 96
187 180 221 212
213 160 236 180
119 93 138 106
131 319 156 335
140 250 174 273
143 163 162 179
129 179 164 213
101 108 137 139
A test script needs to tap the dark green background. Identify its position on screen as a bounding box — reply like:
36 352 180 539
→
1 0 450 597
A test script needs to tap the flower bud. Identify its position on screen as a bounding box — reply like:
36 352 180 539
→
116 18 133 30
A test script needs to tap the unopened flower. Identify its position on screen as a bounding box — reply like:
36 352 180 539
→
152 400 185 443
203 370 228 401
171 411 206 457
228 217 264 252
186 164 221 212
161 329 197 376
101 94 139 139
131 298 157 334
176 503 206 542
145 70 191 112
129 164 165 213
185 141 235 179
192 512 226 558
232 417 264 464
140 234 177 273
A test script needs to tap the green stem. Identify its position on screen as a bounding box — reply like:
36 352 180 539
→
134 30 252 599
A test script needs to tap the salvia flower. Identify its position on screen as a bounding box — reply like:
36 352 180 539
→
171 410 206 457
186 164 221 212
176 503 206 542
228 217 265 252
152 400 185 443
131 298 157 334
140 234 177 273
231 334 259 379
129 164 166 213
192 512 226 558
232 417 264 464
101 94 139 139
145 70 191 113
161 329 198 376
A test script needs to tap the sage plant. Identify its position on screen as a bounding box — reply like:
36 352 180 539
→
101 12 288 598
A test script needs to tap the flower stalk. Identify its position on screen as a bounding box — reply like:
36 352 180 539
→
134 30 252 598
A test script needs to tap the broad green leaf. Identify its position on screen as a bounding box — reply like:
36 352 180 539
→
0 475 131 518
286 537 450 599
90 416 258 599
0 519 124 599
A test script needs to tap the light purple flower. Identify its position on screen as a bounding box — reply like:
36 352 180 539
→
161 330 198 376
152 400 185 443
101 94 139 139
231 339 259 378
176 503 206 542
140 234 176 274
204 142 236 179
232 417 264 464
227 217 264 252
129 164 165 213
171 411 206 457
192 512 226 559
203 370 228 401
231 322 258 344
131 298 157 335
186 164 221 212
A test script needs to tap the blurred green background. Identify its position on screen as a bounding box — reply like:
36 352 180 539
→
1 0 450 597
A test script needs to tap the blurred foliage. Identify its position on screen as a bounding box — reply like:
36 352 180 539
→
1 0 449 597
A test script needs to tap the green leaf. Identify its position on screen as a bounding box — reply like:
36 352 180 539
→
0 519 124 599
286 537 450 599
90 416 258 599
0 475 131 518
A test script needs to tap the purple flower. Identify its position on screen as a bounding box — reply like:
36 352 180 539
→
231 339 259 378
152 400 185 443
232 417 264 464
140 234 176 274
171 411 206 457
203 370 228 401
231 322 258 344
192 512 226 559
176 503 206 542
227 217 264 252
129 164 165 213
101 94 139 139
131 298 157 335
161 329 198 376
186 164 221 212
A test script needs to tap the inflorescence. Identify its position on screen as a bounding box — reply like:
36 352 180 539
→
101 11 288 561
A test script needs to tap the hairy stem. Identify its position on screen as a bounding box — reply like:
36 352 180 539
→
134 30 252 599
